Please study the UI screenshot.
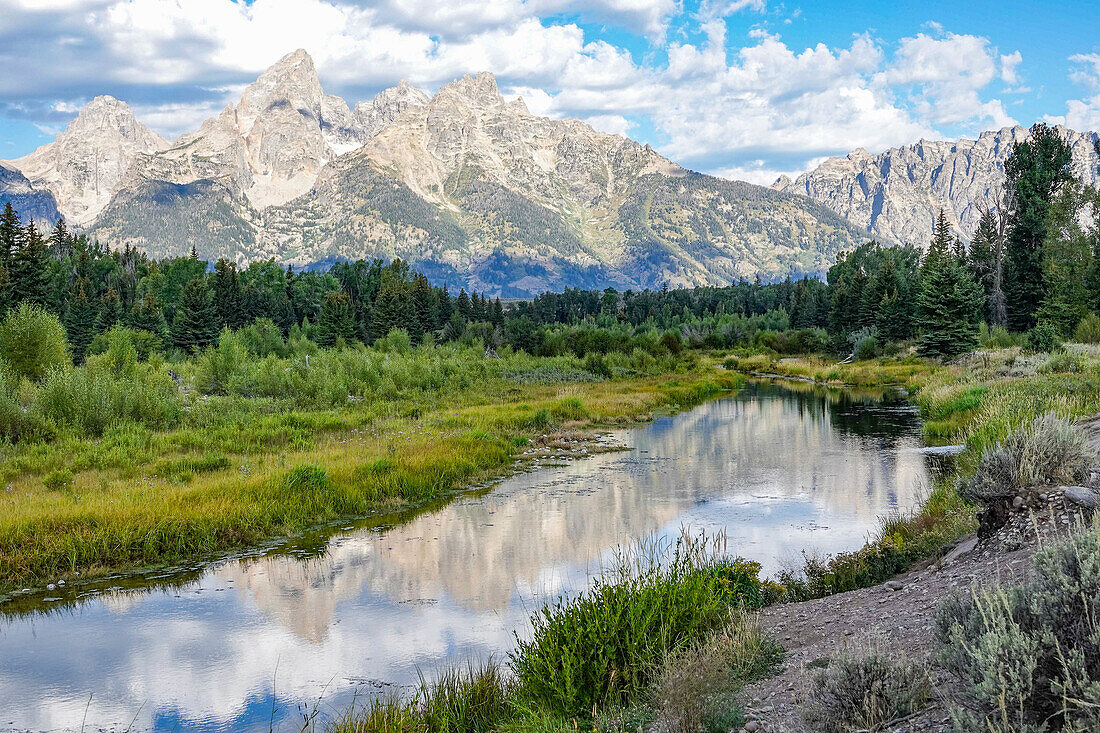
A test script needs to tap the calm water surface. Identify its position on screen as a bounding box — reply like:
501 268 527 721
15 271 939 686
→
0 382 939 732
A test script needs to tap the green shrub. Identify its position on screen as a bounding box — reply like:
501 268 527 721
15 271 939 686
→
34 363 182 437
1025 321 1061 353
420 661 514 733
936 521 1100 731
847 327 880 361
510 537 769 718
801 649 931 732
1039 351 1082 374
1073 313 1100 344
961 412 1094 505
195 329 249 395
43 468 73 491
653 615 781 733
980 324 1019 349
0 303 70 381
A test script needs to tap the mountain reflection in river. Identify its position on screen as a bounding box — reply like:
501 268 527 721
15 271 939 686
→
0 382 936 733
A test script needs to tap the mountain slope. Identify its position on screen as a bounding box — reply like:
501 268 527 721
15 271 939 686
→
774 125 1100 246
0 162 61 226
4 50 869 295
11 96 168 226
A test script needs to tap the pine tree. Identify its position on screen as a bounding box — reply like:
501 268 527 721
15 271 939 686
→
317 291 357 347
96 289 123 332
128 291 168 338
0 203 22 267
1004 123 1074 331
49 219 72 260
1037 181 1093 334
11 222 52 308
917 213 983 358
968 210 998 319
212 259 245 329
170 279 219 353
64 280 98 363
370 283 403 341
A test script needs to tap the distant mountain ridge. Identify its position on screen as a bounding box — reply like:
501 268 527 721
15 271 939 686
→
0 50 866 296
774 125 1100 246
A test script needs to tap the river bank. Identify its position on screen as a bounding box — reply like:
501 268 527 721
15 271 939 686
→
0 348 741 599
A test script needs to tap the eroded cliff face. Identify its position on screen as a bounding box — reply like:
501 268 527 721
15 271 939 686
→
11 95 168 225
775 126 1100 246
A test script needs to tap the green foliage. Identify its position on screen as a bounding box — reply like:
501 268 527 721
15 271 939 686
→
195 329 250 395
917 212 983 359
317 291 358 347
1005 123 1075 331
1074 313 1100 344
652 616 781 733
936 521 1100 732
960 412 1094 505
0 302 71 381
510 537 772 718
171 278 219 353
801 649 931 732
1025 320 1062 353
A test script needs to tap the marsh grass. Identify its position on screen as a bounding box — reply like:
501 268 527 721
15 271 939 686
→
510 535 775 718
0 349 740 593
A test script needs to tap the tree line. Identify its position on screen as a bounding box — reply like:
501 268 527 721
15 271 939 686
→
0 122 1095 365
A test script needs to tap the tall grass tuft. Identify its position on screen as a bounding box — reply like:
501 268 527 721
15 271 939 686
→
509 535 773 718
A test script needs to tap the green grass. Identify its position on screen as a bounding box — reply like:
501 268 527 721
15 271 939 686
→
0 345 742 595
329 536 780 733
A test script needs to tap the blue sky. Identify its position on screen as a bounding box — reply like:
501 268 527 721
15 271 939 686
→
1 0 1098 183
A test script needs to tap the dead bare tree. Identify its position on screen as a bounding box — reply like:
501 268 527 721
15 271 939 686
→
983 181 1013 328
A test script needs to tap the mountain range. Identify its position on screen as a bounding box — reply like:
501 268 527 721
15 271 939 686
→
774 126 1100 247
1 49 1097 295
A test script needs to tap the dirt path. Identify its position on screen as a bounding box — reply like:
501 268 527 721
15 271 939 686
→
738 414 1100 732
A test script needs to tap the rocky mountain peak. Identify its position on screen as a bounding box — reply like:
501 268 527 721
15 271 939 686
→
436 72 504 109
9 94 167 225
354 81 430 139
776 124 1100 246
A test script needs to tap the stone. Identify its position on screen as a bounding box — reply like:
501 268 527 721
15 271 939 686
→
942 534 979 565
884 580 905 591
744 721 761 732
774 126 1100 247
1012 496 1024 511
1064 486 1100 509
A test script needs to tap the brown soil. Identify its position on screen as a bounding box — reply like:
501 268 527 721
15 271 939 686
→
738 491 1093 733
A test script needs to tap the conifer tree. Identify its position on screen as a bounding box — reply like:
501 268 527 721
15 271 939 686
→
0 203 22 266
49 219 72 260
170 278 219 353
11 222 52 308
64 280 98 363
917 212 983 358
968 210 998 319
317 291 357 347
213 259 245 329
129 291 168 338
96 289 123 332
1004 123 1073 331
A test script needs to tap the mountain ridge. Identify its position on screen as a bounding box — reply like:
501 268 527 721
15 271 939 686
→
774 125 1100 246
1 50 867 295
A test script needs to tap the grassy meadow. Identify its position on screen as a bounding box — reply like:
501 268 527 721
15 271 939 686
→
0 334 742 597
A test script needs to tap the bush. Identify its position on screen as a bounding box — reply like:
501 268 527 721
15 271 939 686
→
195 329 249 395
1039 351 1082 374
1073 313 1100 344
801 648 931 732
847 327 880 361
653 615 781 733
961 412 1094 505
936 521 1100 731
0 303 70 381
1025 321 1061 353
510 537 770 718
980 323 1019 349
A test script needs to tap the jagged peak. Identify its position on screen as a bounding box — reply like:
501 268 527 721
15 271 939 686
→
506 96 529 116
436 71 503 108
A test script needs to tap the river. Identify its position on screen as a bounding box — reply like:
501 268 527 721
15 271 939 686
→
0 381 941 732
